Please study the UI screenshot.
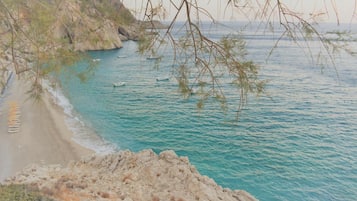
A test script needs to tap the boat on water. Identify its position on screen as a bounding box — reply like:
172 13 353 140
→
146 55 161 60
156 76 170 81
92 59 101 62
190 88 199 95
113 82 126 87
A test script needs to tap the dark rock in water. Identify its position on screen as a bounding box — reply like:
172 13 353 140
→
118 26 140 41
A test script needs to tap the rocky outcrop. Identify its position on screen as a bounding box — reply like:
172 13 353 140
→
118 25 139 41
6 150 257 201
53 1 123 51
118 21 168 41
0 0 167 52
0 0 124 52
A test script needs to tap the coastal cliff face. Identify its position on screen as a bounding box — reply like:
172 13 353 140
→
6 150 257 201
0 0 140 52
53 0 126 51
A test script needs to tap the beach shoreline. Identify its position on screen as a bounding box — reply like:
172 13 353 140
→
0 74 94 182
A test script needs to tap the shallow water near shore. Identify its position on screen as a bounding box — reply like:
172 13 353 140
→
59 22 357 201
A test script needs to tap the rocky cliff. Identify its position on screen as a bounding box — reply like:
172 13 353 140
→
5 150 257 201
0 0 141 52
53 0 126 51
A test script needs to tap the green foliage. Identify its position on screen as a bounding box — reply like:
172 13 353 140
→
28 1 56 39
135 0 352 117
79 0 136 26
0 0 96 100
140 18 266 117
0 184 53 201
1 0 355 117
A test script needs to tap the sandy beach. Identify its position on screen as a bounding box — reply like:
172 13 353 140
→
0 74 94 181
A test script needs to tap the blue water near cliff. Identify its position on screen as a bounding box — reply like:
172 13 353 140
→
59 22 357 201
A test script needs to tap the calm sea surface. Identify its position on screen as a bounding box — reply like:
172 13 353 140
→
57 22 357 201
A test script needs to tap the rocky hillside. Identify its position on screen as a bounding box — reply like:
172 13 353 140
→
53 0 123 51
5 150 257 201
51 0 141 51
0 0 141 52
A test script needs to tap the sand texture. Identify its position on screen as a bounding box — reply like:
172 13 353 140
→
0 75 93 181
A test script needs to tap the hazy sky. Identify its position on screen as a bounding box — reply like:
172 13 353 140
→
122 0 356 23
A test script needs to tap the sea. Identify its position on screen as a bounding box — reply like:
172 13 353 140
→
51 22 357 201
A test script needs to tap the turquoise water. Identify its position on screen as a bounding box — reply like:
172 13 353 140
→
58 23 357 201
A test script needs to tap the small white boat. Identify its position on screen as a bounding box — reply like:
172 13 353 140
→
93 59 101 62
156 76 170 81
113 82 126 87
146 55 161 60
190 88 199 95
117 55 128 58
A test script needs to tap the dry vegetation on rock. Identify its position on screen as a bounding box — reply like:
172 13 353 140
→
5 150 257 201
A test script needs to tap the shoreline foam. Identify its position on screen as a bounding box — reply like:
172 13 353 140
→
0 74 94 182
43 79 118 155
